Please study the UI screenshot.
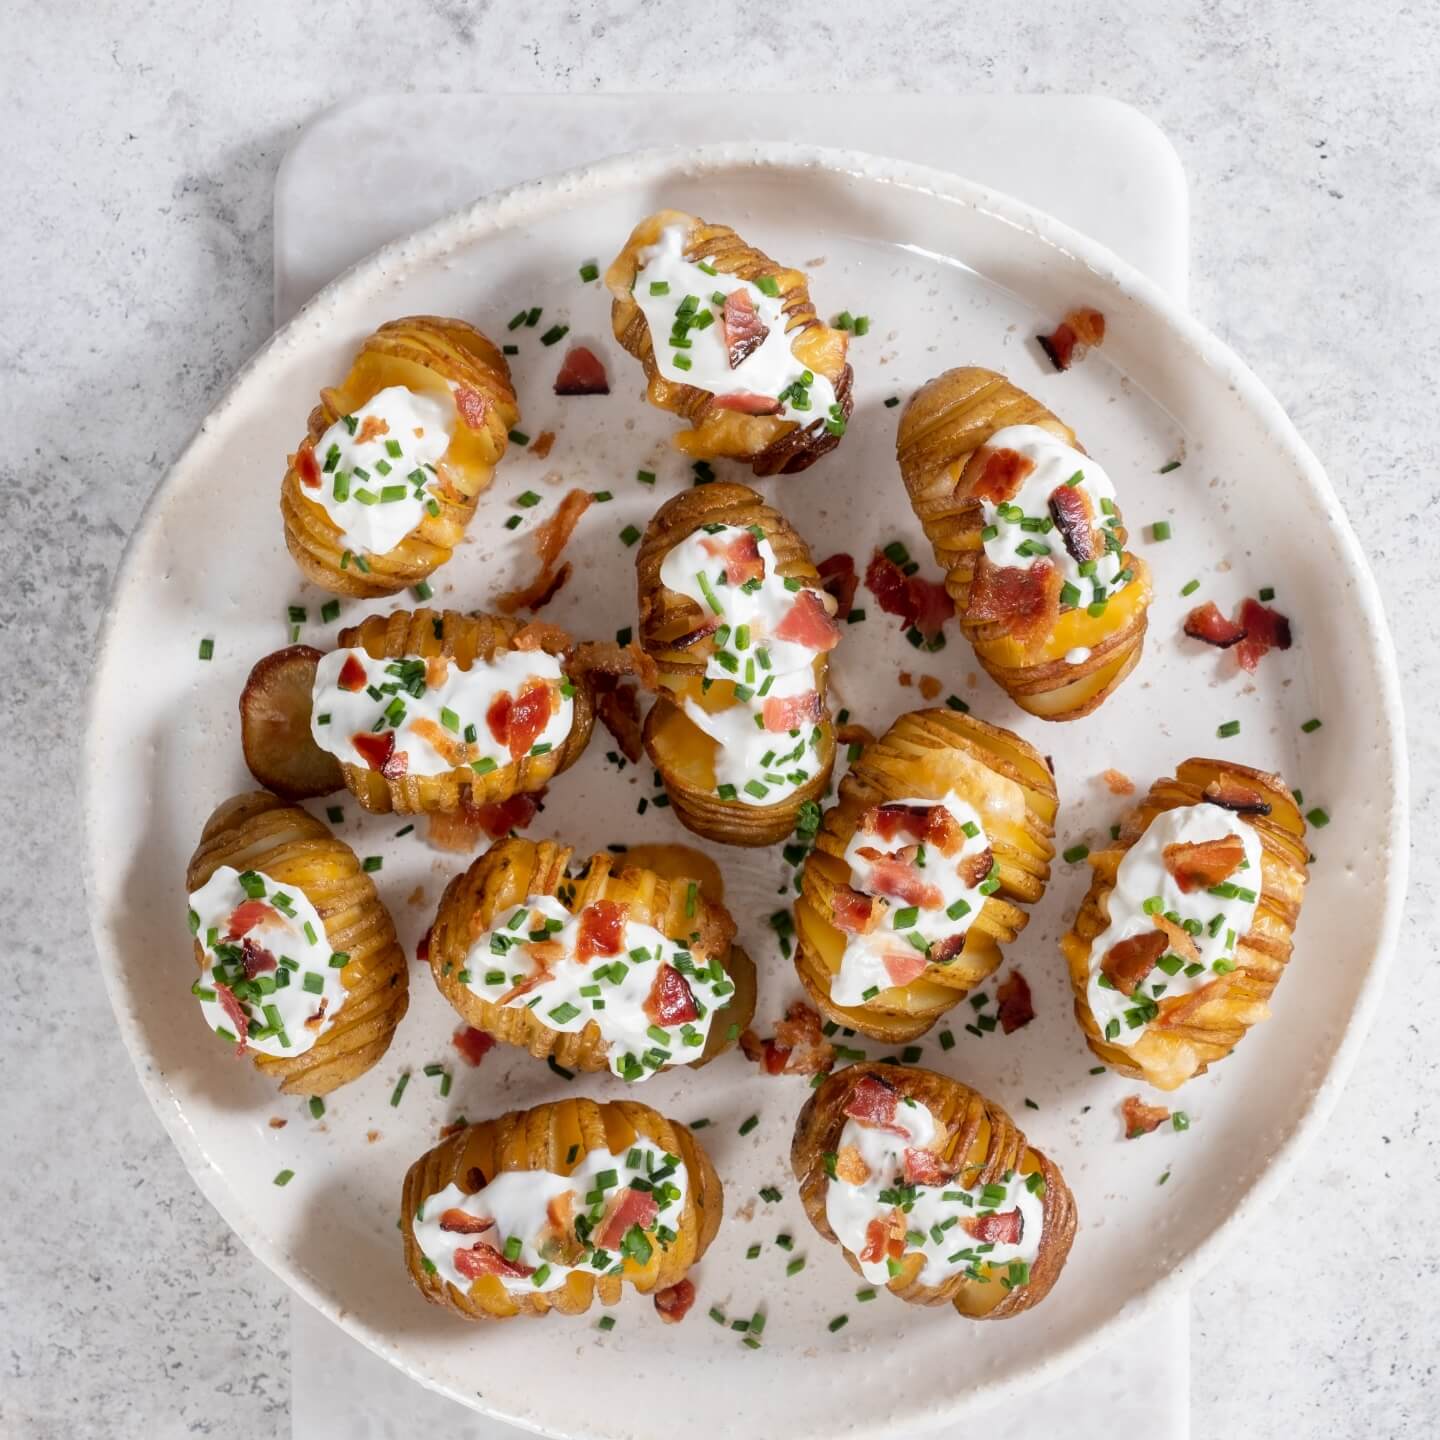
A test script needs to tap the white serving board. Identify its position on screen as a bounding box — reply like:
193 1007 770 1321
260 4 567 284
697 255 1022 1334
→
276 95 1191 1440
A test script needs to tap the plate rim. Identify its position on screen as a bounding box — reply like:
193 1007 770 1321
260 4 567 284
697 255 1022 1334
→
82 140 1410 1435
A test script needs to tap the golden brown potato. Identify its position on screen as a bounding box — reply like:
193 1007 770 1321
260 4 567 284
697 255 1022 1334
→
280 316 518 598
238 645 344 800
1060 758 1308 1090
184 791 408 1095
606 210 853 476
794 708 1057 1042
401 1097 722 1319
792 1063 1076 1320
637 482 837 847
427 837 756 1076
897 367 1152 720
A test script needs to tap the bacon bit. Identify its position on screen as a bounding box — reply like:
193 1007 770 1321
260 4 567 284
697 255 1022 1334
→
963 1209 1024 1244
454 386 488 430
337 654 368 691
817 553 859 616
722 289 769 368
929 934 968 965
1101 931 1167 997
416 926 431 962
505 681 553 760
762 688 823 733
240 937 278 978
494 943 558 1006
485 693 511 748
644 965 698 1026
1152 914 1201 966
712 391 783 415
769 1002 834 1074
382 747 409 780
512 620 571 654
410 716 468 768
739 1028 766 1062
498 561 572 614
576 900 627 964
295 443 321 488
882 950 929 988
865 802 962 855
497 487 592 615
597 681 643 763
918 675 942 701
996 971 1035 1034
454 1241 534 1281
1121 1095 1171 1138
355 415 387 445
832 885 878 935
596 1187 659 1251
859 1210 906 1264
439 1208 495 1235
971 447 1034 504
842 1075 908 1135
864 551 953 641
904 1147 956 1186
368 1129 382 1143
351 729 395 773
452 1025 496 1067
553 344 610 396
835 1145 871 1185
1235 597 1293 673
653 1278 697 1324
836 721 875 748
1048 484 1099 564
700 528 765 585
898 671 912 688
530 430 556 459
1183 601 1247 649
1038 307 1106 371
1203 777 1271 816
303 997 330 1032
1101 768 1135 796
268 1116 287 1129
854 848 944 910
670 618 721 650
226 899 278 940
423 653 451 689
958 847 996 889
774 588 841 651
966 555 1062 645
426 791 541 852
1162 835 1245 893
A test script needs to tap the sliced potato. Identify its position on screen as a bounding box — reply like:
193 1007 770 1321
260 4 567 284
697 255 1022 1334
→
239 644 344 799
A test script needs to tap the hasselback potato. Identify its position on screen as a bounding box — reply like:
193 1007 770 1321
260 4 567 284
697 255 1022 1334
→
897 367 1152 720
1060 758 1308 1090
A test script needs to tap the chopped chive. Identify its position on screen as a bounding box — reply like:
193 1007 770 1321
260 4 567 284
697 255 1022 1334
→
620 525 641 547
389 1072 410 1106
636 469 656 485
738 1114 759 1136
1180 578 1200 596
273 1169 295 1187
1150 521 1172 542
362 855 382 872
579 261 599 282
197 638 214 661
540 324 569 347
308 1096 325 1119
828 1314 849 1332
1301 717 1322 733
597 1315 616 1331
1063 844 1090 863
515 489 541 507
1259 586 1275 602
1306 807 1330 828
1217 720 1241 738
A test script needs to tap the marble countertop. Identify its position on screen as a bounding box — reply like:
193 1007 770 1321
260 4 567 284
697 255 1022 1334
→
4 3 1436 1438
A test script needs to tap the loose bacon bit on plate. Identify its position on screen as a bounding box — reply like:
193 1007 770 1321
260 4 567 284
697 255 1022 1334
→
439 1209 495 1235
653 1278 697 1324
240 938 278 978
831 885 878 935
770 1002 834 1074
1183 601 1247 649
864 551 954 641
1121 1095 1171 1138
497 561 572 614
454 1241 534 1281
859 1210 907 1264
958 847 995 889
214 983 249 1052
963 1209 1024 1244
817 553 859 616
1101 768 1135 796
774 588 841 651
1048 484 1100 564
226 899 278 940
834 1145 870 1185
966 556 1062 646
1234 597 1293 673
1162 835 1245 893
644 965 698 1026
918 675 942 701
854 847 944 910
426 791 543 852
452 1025 496 1067
842 1075 908 1135
530 430 556 460
351 729 396 773
882 950 929 988
761 688 823 733
904 1147 956 1186
1203 777 1271 816
553 344 610 396
1038 307 1106 371
996 970 1035 1034
498 488 592 614
971 447 1035 504
416 926 431 963
453 386 488 430
1100 931 1167 997
576 900 627 964
712 391 783 415
268 1117 287 1129
295 443 321 488
591 679 641 763
596 1187 659 1251
337 654 368 691
701 528 765 585
722 289 769 368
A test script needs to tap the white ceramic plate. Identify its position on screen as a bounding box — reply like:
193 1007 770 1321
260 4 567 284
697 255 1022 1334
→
84 145 1406 1439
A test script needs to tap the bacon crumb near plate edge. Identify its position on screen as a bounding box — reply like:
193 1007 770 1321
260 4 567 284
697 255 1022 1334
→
1121 1094 1171 1139
995 970 1035 1033
553 345 610 396
654 1278 697 1324
1100 768 1135 796
1038 307 1105 371
452 1025 496 1067
1183 601 1247 650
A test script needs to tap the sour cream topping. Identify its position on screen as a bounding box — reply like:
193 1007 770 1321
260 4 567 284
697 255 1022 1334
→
831 794 995 1006
634 223 840 428
187 864 345 1057
414 1138 688 1295
1086 803 1262 1048
306 385 454 556
825 1093 1044 1288
310 647 572 779
979 424 1130 606
461 894 737 1082
659 523 834 806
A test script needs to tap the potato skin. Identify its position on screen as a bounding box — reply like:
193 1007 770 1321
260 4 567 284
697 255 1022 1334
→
606 210 853 476
792 1063 1076 1320
427 837 756 1073
897 366 1151 720
238 644 345 801
1061 758 1309 1091
637 482 837 847
184 791 408 1095
401 1097 723 1319
794 708 1057 1042
332 608 595 816
281 316 518 598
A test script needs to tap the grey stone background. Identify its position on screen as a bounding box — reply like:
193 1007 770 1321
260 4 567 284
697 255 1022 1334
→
3 2 1434 1436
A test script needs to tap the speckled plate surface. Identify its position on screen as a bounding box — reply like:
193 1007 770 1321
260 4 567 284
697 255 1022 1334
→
84 145 1406 1440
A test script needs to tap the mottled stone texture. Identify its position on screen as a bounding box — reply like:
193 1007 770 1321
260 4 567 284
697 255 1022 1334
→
3 3 1435 1438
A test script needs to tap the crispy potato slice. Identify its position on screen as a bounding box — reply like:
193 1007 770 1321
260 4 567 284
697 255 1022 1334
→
239 644 344 799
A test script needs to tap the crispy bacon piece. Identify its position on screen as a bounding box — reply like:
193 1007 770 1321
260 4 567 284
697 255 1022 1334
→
1203 777 1271 816
958 847 995 889
929 934 968 965
859 1209 907 1264
653 1278 697 1324
410 716 468 768
427 791 543 852
904 1147 956 1186
452 1025 496 1066
1152 914 1201 967
972 447 1034 504
226 899 278 940
530 430 555 460
496 941 562 1005
882 950 929 988
576 900 626 964
712 391 782 415
295 443 321 488
357 415 389 444
303 997 330 1032
596 1187 659 1251
701 528 765 585
1121 1095 1171 1138
454 1241 534 1281
834 1145 870 1185
966 555 1062 645
214 982 249 1051
597 680 643 763
240 938 278 978
774 588 841 651
498 561 572 614
761 688 823 733
722 289 769 368
817 553 858 616
1101 931 1167 997
453 386 488 430
832 886 878 935
1101 768 1135 796
865 803 963 856
670 618 721 651
487 681 554 761
439 1208 494 1235
996 970 1035 1034
962 1209 1024 1244
351 729 396 773
769 1002 834 1075
841 1075 908 1135
1162 835 1245 893
1234 598 1293 673
553 344 610 396
337 654 368 691
644 965 698 1027
1038 307 1106 371
864 551 954 641
498 488 592 614
1183 601 1247 649
854 847 944 910
425 654 451 689
382 748 409 781
1048 483 1100 564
